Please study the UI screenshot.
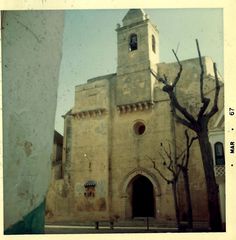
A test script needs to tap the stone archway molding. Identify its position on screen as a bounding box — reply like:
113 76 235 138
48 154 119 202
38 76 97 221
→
120 167 162 198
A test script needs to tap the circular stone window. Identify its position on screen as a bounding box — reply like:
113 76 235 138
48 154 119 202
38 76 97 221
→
133 122 146 135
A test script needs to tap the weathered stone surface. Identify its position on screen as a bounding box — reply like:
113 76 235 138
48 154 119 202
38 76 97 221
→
46 9 224 226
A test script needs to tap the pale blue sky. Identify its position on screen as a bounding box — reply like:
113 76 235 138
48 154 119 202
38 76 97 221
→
55 8 223 134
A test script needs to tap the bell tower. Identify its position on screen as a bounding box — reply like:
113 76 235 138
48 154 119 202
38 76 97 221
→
116 9 160 106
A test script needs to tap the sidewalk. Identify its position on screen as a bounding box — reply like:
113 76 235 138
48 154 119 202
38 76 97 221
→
45 219 209 234
45 224 179 234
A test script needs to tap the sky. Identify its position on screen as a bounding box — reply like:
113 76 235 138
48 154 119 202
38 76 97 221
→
55 8 223 134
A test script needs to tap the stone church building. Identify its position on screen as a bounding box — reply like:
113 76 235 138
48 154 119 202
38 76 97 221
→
46 9 225 227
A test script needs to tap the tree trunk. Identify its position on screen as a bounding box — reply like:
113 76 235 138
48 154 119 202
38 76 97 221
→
197 129 222 231
172 182 180 229
182 167 193 229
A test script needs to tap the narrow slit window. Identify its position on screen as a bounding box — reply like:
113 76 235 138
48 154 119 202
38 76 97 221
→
152 35 156 53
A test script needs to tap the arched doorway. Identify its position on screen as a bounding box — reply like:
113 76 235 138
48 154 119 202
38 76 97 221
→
132 175 155 218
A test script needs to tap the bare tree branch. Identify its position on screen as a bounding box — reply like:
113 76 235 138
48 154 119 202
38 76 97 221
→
146 156 171 183
166 90 197 124
160 143 177 175
164 74 168 82
167 164 176 175
206 62 220 120
150 68 167 84
161 144 172 164
197 98 210 121
151 63 197 126
189 136 198 148
172 49 183 88
158 151 167 165
176 157 184 178
165 139 185 161
196 39 205 103
184 129 198 167
171 103 196 130
196 39 211 120
176 148 186 161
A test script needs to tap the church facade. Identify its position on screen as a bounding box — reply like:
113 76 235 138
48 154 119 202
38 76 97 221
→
46 9 225 227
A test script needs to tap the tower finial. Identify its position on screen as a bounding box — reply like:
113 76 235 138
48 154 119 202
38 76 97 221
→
122 9 146 26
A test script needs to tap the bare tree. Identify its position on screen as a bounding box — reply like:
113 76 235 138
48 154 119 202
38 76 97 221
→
147 145 184 230
148 130 197 230
150 39 222 231
178 130 198 229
